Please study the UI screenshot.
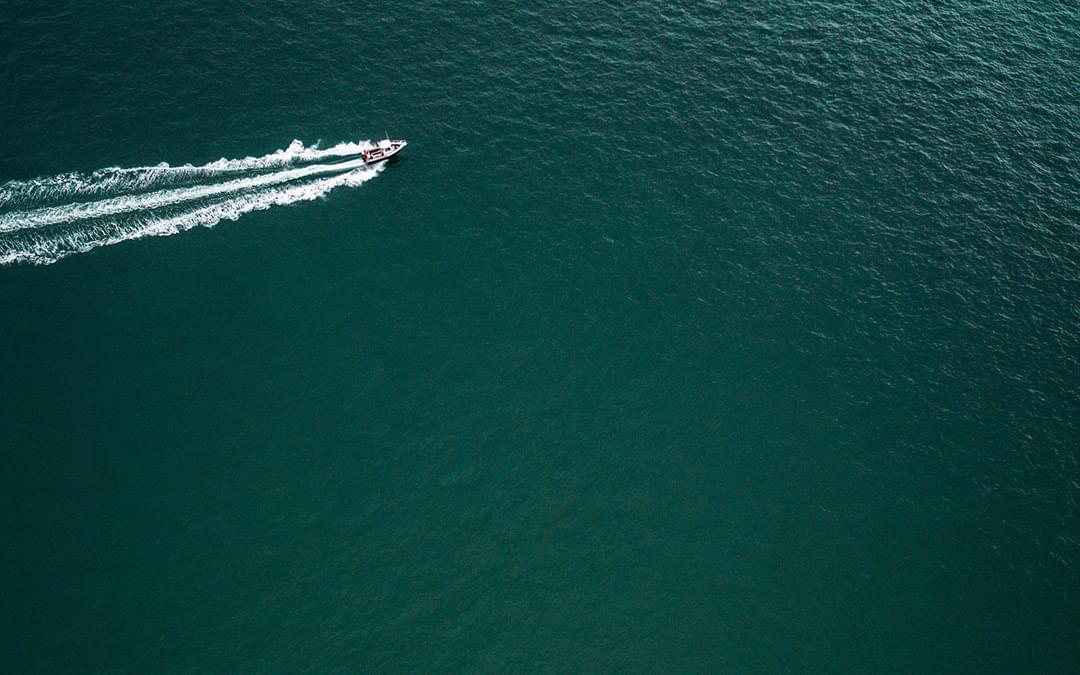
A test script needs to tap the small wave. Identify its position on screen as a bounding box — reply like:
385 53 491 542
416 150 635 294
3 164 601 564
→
0 165 382 266
0 139 388 265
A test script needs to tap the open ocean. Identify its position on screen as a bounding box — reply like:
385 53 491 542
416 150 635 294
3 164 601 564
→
1 1 1078 671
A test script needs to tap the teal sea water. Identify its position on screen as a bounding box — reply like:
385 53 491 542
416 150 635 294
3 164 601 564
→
1 1 1078 671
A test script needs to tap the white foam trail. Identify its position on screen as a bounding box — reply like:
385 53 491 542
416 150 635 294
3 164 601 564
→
0 165 382 266
0 156 374 233
0 139 374 208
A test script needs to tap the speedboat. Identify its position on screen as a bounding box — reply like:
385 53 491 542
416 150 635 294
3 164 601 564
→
362 138 407 164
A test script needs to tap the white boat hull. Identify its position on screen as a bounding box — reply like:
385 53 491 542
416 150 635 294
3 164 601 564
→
363 139 407 164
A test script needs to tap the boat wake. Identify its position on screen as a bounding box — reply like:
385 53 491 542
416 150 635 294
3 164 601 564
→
0 140 382 265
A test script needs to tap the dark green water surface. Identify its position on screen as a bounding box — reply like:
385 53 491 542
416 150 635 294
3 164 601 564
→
1 1 1078 671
